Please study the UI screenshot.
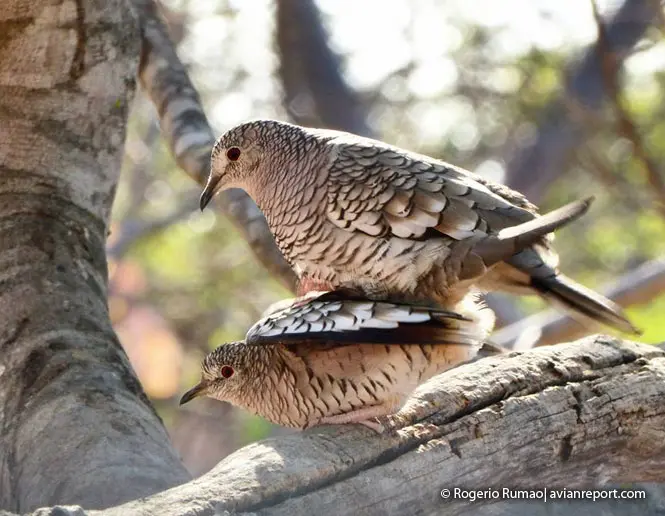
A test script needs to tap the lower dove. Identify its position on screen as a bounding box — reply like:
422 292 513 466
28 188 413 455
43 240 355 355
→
180 292 497 431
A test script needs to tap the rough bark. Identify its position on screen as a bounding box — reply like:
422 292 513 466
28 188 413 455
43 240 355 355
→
13 336 665 515
0 0 189 512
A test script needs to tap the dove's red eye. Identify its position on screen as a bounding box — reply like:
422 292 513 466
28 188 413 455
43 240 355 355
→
226 147 241 161
220 365 234 379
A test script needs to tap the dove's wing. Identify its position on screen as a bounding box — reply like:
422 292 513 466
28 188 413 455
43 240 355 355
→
247 291 491 381
326 137 538 241
245 291 487 349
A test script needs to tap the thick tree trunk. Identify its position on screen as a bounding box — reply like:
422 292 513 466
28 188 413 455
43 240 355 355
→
0 0 189 512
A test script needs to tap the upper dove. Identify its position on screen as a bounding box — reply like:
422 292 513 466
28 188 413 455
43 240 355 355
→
200 119 638 335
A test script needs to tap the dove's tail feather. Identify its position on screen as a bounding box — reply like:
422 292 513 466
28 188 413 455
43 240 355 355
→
474 196 640 336
473 197 593 268
475 341 507 357
531 273 640 335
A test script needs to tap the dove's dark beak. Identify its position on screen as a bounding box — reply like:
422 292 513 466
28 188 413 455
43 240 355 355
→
179 382 207 405
200 175 222 211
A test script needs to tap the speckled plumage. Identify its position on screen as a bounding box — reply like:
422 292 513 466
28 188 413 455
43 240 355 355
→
200 119 637 334
180 292 496 430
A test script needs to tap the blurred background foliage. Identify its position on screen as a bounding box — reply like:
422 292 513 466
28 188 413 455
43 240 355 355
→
109 0 665 475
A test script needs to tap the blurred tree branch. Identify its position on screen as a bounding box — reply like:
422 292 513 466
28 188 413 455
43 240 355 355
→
136 0 297 291
107 190 198 260
110 6 189 258
503 0 658 202
276 0 371 136
591 0 665 219
576 145 644 215
493 259 665 349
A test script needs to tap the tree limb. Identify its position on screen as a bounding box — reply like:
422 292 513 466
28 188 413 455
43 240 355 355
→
493 259 665 349
275 0 371 136
590 0 665 218
135 0 297 291
107 190 198 260
503 0 656 201
14 336 665 515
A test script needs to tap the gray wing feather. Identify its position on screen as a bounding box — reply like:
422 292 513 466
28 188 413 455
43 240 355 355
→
326 139 538 242
245 292 473 346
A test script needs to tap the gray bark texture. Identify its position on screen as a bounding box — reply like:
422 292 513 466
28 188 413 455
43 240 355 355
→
1 1 664 516
0 0 190 512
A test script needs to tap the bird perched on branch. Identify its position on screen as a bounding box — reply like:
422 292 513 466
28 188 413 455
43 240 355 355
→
180 291 497 431
200 119 638 334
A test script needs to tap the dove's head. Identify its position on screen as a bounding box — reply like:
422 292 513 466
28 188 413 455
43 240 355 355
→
179 341 268 406
200 119 309 210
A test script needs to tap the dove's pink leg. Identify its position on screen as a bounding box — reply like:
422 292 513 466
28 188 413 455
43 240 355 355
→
316 401 402 433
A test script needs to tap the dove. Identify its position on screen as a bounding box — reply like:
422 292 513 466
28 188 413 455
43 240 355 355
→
199 119 638 334
180 291 498 431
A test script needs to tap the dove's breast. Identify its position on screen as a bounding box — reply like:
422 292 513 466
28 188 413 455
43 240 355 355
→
266 342 474 428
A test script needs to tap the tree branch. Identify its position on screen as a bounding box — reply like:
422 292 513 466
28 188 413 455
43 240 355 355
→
275 0 371 136
135 0 297 291
107 190 198 260
493 259 665 349
576 145 644 214
504 0 656 201
590 0 665 218
13 336 665 515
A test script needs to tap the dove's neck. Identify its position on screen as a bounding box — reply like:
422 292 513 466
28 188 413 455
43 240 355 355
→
251 140 330 223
